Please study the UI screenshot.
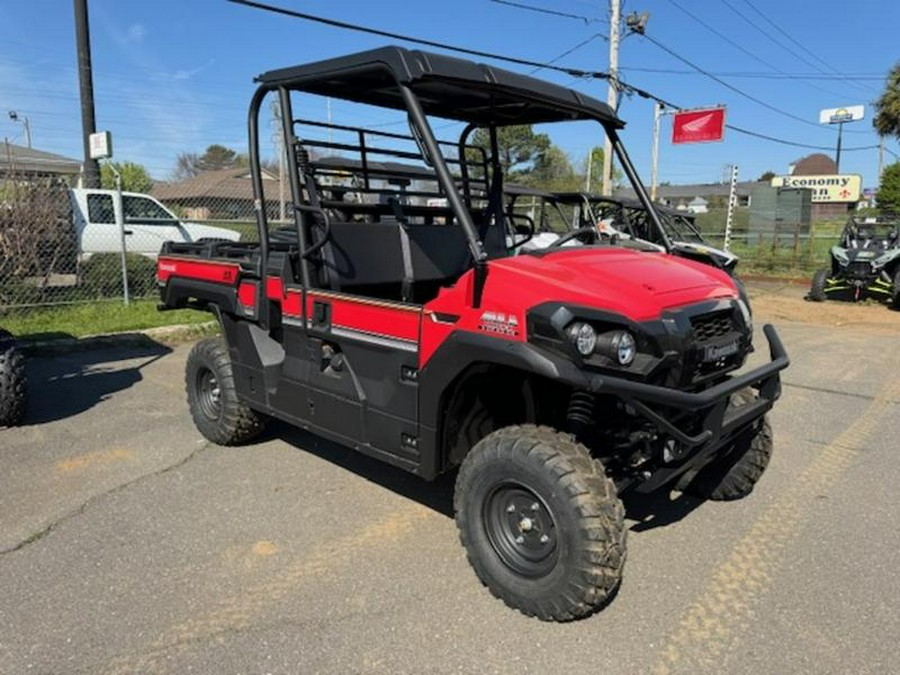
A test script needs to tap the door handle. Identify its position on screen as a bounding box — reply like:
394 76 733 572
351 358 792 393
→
123 230 134 235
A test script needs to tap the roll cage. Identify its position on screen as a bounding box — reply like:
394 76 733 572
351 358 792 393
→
246 45 669 305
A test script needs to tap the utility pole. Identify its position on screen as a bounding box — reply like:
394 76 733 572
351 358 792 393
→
8 111 32 148
834 121 844 173
650 102 661 201
724 164 739 252
74 0 100 188
601 0 620 196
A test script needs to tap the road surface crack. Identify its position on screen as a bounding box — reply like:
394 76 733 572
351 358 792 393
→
0 441 212 556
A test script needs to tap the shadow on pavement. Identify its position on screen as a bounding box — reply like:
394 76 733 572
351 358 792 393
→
23 335 171 425
269 419 710 528
272 421 456 519
622 487 705 532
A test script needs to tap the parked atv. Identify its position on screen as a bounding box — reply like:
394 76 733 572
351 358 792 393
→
808 215 900 306
158 46 789 621
0 328 26 427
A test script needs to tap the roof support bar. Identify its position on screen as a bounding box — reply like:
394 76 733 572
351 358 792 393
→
398 83 487 266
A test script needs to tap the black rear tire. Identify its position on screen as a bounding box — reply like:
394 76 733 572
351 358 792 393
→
185 338 265 445
0 329 26 427
683 388 773 501
809 268 828 301
454 425 626 621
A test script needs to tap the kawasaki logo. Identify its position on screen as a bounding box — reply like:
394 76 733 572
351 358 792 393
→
703 340 739 362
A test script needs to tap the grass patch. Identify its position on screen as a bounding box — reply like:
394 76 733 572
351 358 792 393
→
2 299 211 340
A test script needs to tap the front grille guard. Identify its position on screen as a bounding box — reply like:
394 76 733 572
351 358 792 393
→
588 324 788 484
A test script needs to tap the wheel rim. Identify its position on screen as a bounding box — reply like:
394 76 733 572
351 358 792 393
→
483 482 559 578
195 368 221 420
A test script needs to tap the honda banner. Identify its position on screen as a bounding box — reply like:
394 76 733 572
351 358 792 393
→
672 107 726 144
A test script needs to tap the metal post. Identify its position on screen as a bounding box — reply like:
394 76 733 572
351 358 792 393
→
835 121 843 173
107 163 130 305
272 100 287 224
650 102 661 202
74 0 100 188
584 148 593 192
724 164 739 252
601 0 620 196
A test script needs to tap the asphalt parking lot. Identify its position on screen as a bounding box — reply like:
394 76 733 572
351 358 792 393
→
2 288 899 674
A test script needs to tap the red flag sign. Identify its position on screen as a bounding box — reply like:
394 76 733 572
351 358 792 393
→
672 107 726 144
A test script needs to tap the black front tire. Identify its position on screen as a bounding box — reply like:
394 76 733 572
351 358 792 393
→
454 425 626 621
683 388 773 501
185 338 265 445
0 329 26 427
809 268 828 301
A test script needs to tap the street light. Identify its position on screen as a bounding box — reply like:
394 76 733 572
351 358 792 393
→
8 110 32 148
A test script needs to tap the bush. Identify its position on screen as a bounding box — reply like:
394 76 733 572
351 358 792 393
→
79 253 158 299
0 176 77 304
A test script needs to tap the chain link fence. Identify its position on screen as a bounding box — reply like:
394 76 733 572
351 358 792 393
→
0 168 289 325
0 169 847 325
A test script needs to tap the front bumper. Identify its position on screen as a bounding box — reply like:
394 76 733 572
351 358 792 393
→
588 324 789 491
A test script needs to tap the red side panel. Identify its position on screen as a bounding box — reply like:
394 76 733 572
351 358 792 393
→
157 256 241 285
305 292 420 343
237 281 257 311
266 276 284 300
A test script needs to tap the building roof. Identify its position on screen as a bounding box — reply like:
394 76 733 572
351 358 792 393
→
0 141 81 176
790 153 837 176
152 166 278 202
615 180 764 200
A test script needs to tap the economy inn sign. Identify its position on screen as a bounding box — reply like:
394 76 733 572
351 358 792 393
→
770 174 862 203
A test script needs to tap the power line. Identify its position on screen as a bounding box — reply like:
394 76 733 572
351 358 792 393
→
638 31 867 132
666 0 849 100
720 0 874 97
488 0 604 26
226 0 880 154
737 0 879 95
227 0 610 80
619 67 886 81
529 33 605 75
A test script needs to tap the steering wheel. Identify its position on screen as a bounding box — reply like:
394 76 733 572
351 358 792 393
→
506 213 536 249
549 226 600 248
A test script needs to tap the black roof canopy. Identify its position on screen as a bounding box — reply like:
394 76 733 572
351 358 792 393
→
257 46 623 128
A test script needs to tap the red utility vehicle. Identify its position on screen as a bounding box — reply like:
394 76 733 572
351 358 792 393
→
157 47 789 621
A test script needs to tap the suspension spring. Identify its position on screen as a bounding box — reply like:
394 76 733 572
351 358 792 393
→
567 390 597 428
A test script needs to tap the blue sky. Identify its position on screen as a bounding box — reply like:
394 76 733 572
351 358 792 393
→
1 0 897 188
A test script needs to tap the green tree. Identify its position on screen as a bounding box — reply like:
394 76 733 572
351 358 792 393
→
472 125 551 179
173 144 248 180
581 146 622 194
876 162 900 211
527 146 579 191
99 161 154 192
873 63 900 139
758 170 776 181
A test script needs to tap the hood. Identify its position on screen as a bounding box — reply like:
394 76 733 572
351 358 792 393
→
485 247 738 322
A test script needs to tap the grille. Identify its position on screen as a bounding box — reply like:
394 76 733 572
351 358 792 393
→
846 261 872 280
690 311 733 344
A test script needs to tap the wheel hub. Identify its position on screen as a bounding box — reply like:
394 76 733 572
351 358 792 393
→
196 368 222 420
484 483 559 578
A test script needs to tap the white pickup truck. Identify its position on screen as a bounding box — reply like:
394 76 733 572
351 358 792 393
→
71 188 240 259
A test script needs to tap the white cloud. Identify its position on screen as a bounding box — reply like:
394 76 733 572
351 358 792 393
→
122 23 146 45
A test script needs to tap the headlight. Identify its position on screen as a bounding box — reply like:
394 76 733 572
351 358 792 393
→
566 321 597 356
596 330 637 366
